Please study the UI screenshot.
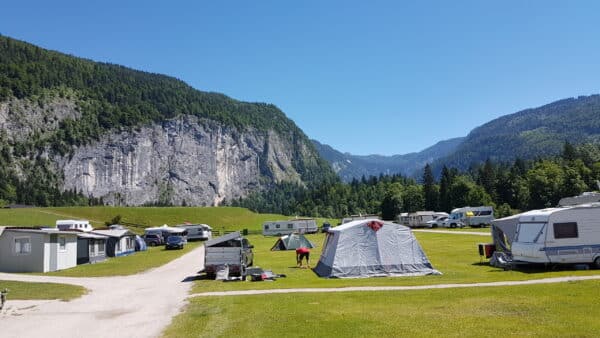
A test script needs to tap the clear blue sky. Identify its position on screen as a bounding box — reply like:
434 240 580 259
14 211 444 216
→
2 1 600 155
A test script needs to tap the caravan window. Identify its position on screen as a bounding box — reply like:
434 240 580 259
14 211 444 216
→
59 236 67 251
14 237 31 255
479 210 492 216
288 224 293 229
275 224 280 229
554 222 578 239
516 223 546 243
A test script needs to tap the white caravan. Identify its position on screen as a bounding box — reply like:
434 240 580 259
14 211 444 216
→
445 206 494 228
262 219 318 236
511 203 600 267
56 220 93 233
175 224 212 241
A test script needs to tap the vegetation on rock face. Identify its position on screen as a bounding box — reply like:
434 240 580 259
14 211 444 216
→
232 142 600 218
0 35 335 206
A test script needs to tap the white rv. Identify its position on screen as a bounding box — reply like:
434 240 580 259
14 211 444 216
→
397 211 448 228
56 220 93 233
175 224 212 241
511 204 600 267
262 219 318 236
445 206 494 228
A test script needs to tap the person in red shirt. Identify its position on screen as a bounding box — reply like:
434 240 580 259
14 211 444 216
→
296 246 311 268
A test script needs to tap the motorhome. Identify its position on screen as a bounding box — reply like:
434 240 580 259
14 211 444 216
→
397 211 448 228
175 223 212 241
511 203 600 267
445 206 494 228
262 219 318 236
341 214 381 224
56 220 93 233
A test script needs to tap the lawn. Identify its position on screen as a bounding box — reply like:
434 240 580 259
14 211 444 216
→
0 280 86 301
166 280 600 337
40 242 202 277
191 231 600 293
0 207 336 233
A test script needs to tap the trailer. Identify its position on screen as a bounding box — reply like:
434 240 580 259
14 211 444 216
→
204 231 254 279
511 203 600 267
175 223 212 241
262 218 318 236
397 211 448 228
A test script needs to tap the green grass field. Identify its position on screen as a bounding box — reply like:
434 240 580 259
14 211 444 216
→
0 207 336 233
191 232 600 293
166 280 600 337
0 280 86 301
38 242 202 277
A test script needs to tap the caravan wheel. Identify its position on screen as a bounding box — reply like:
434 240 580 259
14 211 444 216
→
594 257 600 269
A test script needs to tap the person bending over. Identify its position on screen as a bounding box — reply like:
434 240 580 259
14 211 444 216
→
296 246 311 268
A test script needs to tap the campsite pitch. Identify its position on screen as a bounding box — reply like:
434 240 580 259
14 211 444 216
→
0 280 86 301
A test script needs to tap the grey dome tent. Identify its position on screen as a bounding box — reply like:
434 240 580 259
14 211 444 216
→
314 219 441 278
271 233 315 251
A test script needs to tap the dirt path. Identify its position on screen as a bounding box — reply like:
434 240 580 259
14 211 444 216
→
188 274 600 297
0 245 205 338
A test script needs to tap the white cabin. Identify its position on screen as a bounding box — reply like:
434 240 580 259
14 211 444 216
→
511 203 600 266
262 219 318 236
56 219 93 233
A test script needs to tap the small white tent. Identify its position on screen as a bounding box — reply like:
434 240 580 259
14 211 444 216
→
314 219 440 278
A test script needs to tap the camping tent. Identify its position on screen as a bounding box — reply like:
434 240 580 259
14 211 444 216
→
313 219 441 278
271 233 315 251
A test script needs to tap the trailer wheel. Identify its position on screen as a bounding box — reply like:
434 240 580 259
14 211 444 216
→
594 257 600 269
450 223 457 228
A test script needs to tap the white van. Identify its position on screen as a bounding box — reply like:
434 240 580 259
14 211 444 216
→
175 224 212 241
511 203 600 267
262 219 318 236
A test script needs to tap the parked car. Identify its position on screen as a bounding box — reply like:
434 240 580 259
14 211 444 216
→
143 233 164 246
165 235 185 250
441 218 465 228
321 222 332 233
425 216 448 228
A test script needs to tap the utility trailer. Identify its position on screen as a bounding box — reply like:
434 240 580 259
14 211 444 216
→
204 231 254 279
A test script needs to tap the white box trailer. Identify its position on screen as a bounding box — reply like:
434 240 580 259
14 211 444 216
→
262 219 318 236
204 231 254 278
397 211 448 228
511 203 600 267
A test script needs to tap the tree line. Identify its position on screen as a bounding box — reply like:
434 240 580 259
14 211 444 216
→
229 142 600 220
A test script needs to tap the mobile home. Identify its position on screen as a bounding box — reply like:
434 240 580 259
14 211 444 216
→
56 219 94 232
262 219 318 236
397 211 448 228
175 224 212 241
0 227 78 272
511 203 600 267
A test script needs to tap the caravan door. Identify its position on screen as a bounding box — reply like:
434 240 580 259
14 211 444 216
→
512 222 549 263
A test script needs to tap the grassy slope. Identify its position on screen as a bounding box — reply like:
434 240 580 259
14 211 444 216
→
0 280 86 301
166 280 600 337
191 232 600 292
0 207 335 233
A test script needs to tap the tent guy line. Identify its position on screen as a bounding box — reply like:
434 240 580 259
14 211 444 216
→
187 274 600 298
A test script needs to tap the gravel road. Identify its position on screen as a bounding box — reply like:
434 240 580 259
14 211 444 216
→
0 245 205 338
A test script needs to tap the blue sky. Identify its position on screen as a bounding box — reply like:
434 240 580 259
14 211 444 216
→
2 1 600 155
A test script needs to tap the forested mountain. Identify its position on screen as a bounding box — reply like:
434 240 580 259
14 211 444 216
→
0 35 336 207
435 95 600 171
313 137 465 181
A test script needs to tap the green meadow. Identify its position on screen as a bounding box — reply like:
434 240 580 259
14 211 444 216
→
0 280 86 301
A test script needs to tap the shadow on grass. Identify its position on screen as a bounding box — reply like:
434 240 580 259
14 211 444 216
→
472 261 596 274
182 274 208 283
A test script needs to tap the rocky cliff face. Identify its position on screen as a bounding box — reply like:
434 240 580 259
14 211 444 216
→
1 98 320 206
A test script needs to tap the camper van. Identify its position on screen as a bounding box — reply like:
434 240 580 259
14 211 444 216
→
175 224 212 241
511 204 600 267
262 219 318 236
445 206 494 228
56 220 93 232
